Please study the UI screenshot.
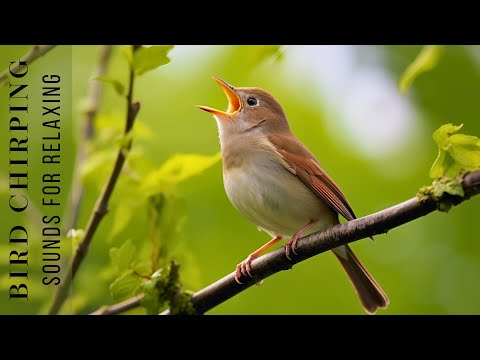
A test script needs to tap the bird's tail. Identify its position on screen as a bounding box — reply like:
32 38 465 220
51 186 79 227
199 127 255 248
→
332 244 389 314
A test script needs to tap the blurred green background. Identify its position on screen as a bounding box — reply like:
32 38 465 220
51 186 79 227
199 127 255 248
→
1 45 479 314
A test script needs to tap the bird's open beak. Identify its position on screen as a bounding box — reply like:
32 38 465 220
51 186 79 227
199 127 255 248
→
197 77 242 117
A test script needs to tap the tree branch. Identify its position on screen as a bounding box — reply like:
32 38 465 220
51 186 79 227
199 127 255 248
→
63 45 113 233
47 45 141 315
0 45 57 87
159 170 480 315
92 170 480 315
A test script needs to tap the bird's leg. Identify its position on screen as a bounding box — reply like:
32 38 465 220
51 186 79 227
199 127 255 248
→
235 236 282 284
284 220 318 260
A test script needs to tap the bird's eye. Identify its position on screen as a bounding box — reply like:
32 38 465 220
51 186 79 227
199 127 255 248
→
247 97 259 107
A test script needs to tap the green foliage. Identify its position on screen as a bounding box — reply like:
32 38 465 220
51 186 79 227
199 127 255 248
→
110 270 142 301
148 193 187 258
142 152 222 196
417 177 464 212
102 140 219 311
110 240 136 271
108 224 195 313
94 113 155 144
92 76 125 96
109 240 142 301
109 204 133 242
430 123 480 178
79 113 155 188
80 148 117 185
399 45 443 93
98 44 203 312
140 261 195 315
131 45 174 76
418 123 479 212
140 270 164 314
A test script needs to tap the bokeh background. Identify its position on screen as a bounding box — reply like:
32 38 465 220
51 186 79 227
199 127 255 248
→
1 45 479 314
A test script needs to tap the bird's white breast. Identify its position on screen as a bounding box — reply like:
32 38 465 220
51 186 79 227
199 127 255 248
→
223 147 337 238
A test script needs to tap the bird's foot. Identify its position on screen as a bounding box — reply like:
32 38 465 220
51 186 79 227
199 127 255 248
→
234 254 257 284
284 220 318 260
284 234 301 261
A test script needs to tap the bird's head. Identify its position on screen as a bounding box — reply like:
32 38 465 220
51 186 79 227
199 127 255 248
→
197 77 290 138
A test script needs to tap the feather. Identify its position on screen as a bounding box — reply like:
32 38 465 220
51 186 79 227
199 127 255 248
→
268 133 356 222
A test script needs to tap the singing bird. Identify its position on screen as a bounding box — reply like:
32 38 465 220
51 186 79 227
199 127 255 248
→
198 77 389 314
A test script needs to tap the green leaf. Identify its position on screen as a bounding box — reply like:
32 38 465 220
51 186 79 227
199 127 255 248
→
110 239 136 272
132 260 151 276
109 270 142 301
108 204 133 243
158 195 187 240
132 45 174 76
142 152 221 196
432 177 465 199
94 113 124 144
91 76 125 96
94 113 155 145
433 123 463 149
449 134 480 168
79 148 117 186
416 177 464 211
130 121 155 141
121 45 133 64
154 194 187 256
140 269 166 315
146 193 187 263
430 124 480 178
399 45 443 93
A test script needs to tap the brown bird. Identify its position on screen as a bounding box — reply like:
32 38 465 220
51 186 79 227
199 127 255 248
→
198 77 389 314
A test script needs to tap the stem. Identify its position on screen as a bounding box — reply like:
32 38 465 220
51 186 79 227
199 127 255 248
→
150 206 160 273
90 294 144 315
63 45 113 233
47 45 141 315
0 45 57 87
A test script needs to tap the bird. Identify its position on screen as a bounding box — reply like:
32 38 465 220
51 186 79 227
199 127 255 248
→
197 77 389 314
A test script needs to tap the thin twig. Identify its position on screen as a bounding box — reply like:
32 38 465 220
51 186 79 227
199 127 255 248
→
47 45 141 315
63 45 113 233
0 45 57 87
90 294 144 315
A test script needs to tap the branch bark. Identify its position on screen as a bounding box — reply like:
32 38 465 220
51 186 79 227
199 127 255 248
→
92 170 480 315
47 45 141 315
90 294 144 315
0 45 57 87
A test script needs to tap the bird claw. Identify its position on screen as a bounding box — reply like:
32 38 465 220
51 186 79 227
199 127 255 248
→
234 255 256 284
234 266 243 284
285 245 292 261
284 236 300 261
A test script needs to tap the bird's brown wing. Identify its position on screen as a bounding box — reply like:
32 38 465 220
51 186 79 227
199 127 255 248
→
269 133 357 221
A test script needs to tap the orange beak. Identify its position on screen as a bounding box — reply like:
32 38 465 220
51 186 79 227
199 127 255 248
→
197 77 242 117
